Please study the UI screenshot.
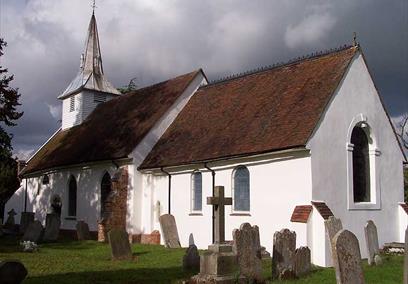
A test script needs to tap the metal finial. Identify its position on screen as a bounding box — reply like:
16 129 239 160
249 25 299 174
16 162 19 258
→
353 32 357 46
92 0 97 14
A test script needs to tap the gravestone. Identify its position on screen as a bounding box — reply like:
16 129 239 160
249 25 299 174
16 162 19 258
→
190 186 244 283
364 220 381 266
22 220 43 243
272 228 296 280
159 214 181 248
333 229 365 284
0 260 28 284
50 194 62 217
183 244 200 271
324 216 343 269
232 222 263 282
0 223 3 237
4 209 17 230
404 226 408 284
19 212 35 235
76 221 91 241
43 214 61 242
108 228 132 260
294 246 311 277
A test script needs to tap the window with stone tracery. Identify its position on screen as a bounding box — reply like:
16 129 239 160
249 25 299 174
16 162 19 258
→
232 166 250 211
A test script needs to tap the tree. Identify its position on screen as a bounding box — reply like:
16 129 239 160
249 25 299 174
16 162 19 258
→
0 38 23 218
397 114 408 150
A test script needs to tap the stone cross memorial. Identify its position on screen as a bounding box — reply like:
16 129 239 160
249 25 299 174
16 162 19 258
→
333 229 365 284
159 214 181 248
272 228 296 280
364 220 381 266
190 186 244 283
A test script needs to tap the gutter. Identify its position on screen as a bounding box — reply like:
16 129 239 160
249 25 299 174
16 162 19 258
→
160 167 172 215
204 163 216 244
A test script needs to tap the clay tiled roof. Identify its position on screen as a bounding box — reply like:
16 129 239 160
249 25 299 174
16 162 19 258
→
311 201 334 220
140 46 358 169
290 205 313 223
400 203 408 214
23 70 202 175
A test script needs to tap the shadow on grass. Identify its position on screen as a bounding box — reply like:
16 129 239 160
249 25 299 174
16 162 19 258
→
26 267 198 284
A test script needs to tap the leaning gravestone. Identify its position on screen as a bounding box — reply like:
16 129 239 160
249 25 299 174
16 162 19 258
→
76 221 91 241
0 260 28 284
22 220 43 243
233 222 263 282
324 216 343 269
19 212 35 234
294 246 311 277
364 220 381 266
43 214 61 242
333 229 365 284
404 226 408 284
159 214 181 248
182 244 200 271
4 209 17 230
108 228 132 260
272 228 296 280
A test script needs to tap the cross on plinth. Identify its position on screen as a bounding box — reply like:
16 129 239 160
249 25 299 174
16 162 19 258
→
207 186 232 244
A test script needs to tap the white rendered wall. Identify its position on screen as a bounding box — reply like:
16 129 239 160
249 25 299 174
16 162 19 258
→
5 163 125 232
143 151 313 254
307 53 405 264
399 205 408 242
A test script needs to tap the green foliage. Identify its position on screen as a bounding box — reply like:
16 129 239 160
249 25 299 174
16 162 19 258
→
0 38 23 204
0 236 404 283
117 77 138 94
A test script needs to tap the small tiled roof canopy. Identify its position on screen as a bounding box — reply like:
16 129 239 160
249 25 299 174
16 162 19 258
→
140 46 358 169
311 201 334 220
400 203 408 214
291 205 313 223
22 70 201 175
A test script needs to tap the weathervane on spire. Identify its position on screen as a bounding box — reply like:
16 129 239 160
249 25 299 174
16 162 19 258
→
91 0 97 15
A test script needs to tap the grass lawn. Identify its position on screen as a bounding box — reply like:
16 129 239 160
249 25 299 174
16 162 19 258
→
0 235 404 283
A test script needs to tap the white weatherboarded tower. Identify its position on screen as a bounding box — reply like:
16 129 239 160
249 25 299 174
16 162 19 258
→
59 12 120 130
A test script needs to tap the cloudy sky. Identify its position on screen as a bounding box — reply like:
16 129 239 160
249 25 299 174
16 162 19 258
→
1 0 407 159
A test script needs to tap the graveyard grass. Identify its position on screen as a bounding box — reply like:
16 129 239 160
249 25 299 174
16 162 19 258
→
0 236 404 284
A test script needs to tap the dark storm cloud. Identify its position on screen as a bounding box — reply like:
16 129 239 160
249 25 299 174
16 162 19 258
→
1 0 407 158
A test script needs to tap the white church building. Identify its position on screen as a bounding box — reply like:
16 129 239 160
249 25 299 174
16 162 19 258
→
6 12 407 267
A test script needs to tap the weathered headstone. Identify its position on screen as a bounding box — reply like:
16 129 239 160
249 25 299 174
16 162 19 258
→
159 214 181 248
233 222 263 282
76 221 91 241
22 220 43 243
43 214 61 242
108 228 132 260
294 246 311 277
364 220 381 266
404 226 408 284
272 228 296 280
4 209 17 230
0 260 28 284
183 244 200 271
333 229 365 284
19 212 35 234
50 194 62 217
324 216 343 269
189 233 195 246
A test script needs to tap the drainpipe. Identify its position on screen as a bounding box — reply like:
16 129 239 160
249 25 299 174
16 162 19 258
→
160 167 172 214
24 178 28 213
204 163 216 244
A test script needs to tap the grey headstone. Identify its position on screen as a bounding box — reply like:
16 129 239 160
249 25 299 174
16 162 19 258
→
183 244 200 271
159 214 181 248
4 209 17 230
260 246 271 259
272 228 296 280
364 220 380 266
22 220 43 243
76 221 91 241
189 233 195 246
43 214 61 242
324 216 343 269
333 229 365 284
19 212 35 235
404 226 408 284
0 260 28 284
108 228 132 260
294 246 311 277
233 222 263 282
374 254 382 266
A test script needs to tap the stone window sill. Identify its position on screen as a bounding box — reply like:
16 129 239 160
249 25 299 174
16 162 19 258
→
65 216 77 220
230 213 251 216
189 212 203 216
348 202 381 210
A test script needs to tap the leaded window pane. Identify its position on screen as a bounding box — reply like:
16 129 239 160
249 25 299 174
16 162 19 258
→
351 127 371 202
192 172 202 211
68 176 77 216
234 166 250 211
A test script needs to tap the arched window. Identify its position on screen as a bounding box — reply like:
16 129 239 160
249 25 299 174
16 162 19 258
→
68 175 77 217
351 126 371 202
233 166 250 211
191 171 202 211
101 172 112 218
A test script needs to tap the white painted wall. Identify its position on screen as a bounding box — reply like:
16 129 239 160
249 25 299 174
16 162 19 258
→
143 151 313 254
307 52 405 265
399 205 408 242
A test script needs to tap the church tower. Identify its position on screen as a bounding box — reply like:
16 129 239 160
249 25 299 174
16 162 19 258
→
59 11 120 130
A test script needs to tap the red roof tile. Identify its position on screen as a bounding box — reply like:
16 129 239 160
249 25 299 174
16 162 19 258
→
400 203 408 215
311 201 334 220
22 70 201 175
290 205 313 223
140 46 358 169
